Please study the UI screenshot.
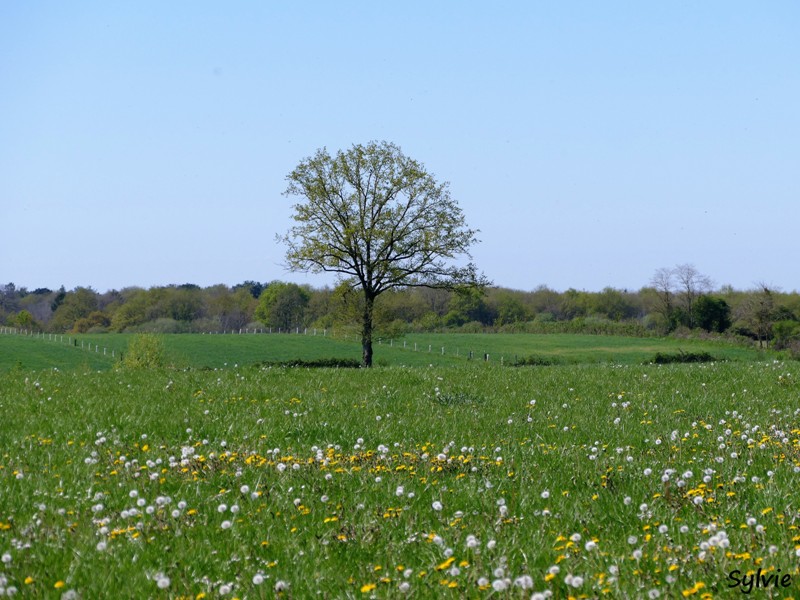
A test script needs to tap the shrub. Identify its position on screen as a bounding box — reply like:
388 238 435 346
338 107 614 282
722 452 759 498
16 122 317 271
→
258 358 361 369
122 334 166 369
649 350 717 364
511 354 563 366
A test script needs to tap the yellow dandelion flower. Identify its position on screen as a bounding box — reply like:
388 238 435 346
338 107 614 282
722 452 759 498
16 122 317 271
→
54 581 65 589
360 583 376 593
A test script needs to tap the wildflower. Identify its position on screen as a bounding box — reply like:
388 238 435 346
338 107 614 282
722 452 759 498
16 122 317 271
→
514 575 533 589
565 574 584 588
221 520 232 529
156 575 170 589
432 501 443 511
492 579 508 591
275 581 290 592
219 583 232 594
2 553 11 564
252 574 264 585
541 490 550 499
398 581 410 593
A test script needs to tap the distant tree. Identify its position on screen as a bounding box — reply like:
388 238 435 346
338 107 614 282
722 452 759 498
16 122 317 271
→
559 288 591 320
110 289 149 332
529 285 563 319
736 283 777 347
694 295 731 333
165 286 204 322
280 141 486 366
592 287 639 321
491 290 530 326
14 310 37 329
234 280 266 299
255 282 310 331
673 263 712 328
444 287 495 327
773 320 800 350
50 287 98 332
649 264 712 329
649 267 676 330
207 285 255 331
51 286 67 312
73 311 111 333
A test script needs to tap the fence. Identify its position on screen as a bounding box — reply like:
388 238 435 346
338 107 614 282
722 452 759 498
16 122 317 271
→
1 326 514 364
0 327 118 358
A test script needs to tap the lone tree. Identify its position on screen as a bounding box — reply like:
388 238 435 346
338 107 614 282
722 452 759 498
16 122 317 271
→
280 141 487 367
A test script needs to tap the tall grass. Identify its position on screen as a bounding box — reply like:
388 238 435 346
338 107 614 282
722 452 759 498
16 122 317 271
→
1 360 798 597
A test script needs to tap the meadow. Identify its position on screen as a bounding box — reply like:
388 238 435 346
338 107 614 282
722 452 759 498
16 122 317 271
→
1 334 799 598
0 330 772 374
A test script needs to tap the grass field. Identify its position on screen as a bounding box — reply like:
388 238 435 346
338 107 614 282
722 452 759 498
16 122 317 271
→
1 352 800 598
0 331 775 374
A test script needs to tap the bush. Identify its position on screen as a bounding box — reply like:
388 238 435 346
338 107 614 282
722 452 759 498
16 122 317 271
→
122 334 166 369
258 358 361 369
511 354 563 366
649 350 717 364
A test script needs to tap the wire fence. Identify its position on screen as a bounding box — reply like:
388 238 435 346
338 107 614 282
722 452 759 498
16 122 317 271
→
0 327 511 364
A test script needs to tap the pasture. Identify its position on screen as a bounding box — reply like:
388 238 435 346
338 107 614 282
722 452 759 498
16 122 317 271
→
0 330 774 374
1 347 799 597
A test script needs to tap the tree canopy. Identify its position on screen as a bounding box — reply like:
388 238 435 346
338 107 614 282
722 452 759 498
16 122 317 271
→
280 141 487 366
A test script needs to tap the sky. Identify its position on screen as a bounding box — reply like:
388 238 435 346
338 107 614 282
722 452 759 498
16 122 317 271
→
1 2 798 293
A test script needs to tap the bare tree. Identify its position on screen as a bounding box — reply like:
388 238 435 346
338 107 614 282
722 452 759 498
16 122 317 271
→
673 263 713 328
649 267 676 329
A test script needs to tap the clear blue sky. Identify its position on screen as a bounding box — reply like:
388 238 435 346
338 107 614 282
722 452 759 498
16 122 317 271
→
2 2 798 293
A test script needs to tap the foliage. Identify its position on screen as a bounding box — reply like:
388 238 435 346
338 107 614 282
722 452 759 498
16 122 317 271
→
254 281 310 330
693 295 731 333
280 141 487 366
650 350 717 364
510 354 564 366
773 319 800 350
121 333 166 369
257 357 361 368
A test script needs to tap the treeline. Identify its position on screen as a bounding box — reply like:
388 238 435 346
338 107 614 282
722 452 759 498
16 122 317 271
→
1 265 799 350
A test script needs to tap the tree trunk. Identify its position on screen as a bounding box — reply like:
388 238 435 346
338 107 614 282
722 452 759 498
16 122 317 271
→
361 293 374 368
